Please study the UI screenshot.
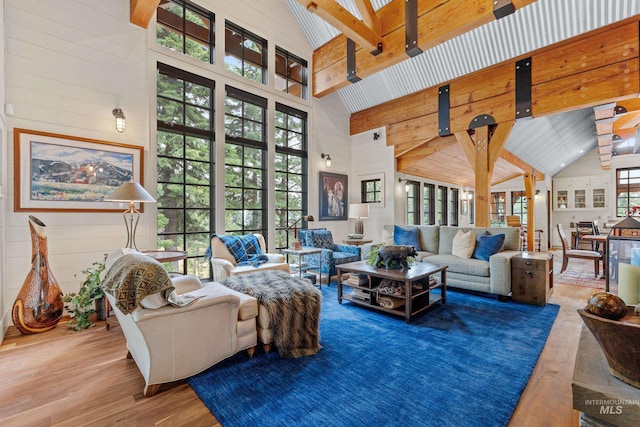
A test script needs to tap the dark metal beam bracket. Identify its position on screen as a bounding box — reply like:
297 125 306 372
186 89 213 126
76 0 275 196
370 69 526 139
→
469 114 496 130
346 38 361 83
493 0 515 19
405 0 422 57
515 57 532 119
438 84 451 136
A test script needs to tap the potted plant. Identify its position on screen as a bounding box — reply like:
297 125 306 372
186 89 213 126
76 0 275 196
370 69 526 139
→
63 256 106 330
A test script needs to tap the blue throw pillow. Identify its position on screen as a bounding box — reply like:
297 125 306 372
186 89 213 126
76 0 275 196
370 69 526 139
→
472 232 506 261
394 226 422 250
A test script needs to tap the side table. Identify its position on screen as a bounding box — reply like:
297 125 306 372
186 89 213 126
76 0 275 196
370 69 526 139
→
343 239 373 246
282 248 323 286
105 250 188 330
511 251 553 306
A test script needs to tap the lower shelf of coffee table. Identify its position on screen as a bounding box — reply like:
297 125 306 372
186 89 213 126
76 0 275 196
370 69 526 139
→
341 290 443 317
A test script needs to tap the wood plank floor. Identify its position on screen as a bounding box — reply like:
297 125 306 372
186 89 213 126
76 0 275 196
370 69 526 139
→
1 261 602 427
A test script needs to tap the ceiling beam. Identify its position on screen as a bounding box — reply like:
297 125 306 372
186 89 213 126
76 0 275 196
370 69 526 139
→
298 0 382 53
353 0 381 35
130 0 160 29
395 135 458 169
499 149 545 181
311 0 537 97
352 20 640 145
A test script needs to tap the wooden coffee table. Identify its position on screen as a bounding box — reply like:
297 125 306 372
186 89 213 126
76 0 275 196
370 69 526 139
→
337 261 447 323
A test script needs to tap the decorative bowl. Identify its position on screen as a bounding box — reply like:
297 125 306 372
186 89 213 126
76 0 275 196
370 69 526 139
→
578 307 640 388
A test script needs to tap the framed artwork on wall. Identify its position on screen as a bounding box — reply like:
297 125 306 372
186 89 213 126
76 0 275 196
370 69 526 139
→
319 171 348 221
14 128 144 212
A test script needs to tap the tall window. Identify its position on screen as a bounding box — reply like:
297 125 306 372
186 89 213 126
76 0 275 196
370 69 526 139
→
274 103 308 250
423 183 435 225
616 167 640 216
225 21 267 84
437 186 448 225
156 63 214 278
406 181 420 225
156 0 214 63
468 191 475 224
361 179 382 204
275 47 308 100
224 86 267 236
491 192 506 226
511 191 527 224
450 188 459 226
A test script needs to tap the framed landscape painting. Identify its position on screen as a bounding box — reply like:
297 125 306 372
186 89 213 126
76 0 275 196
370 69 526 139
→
319 171 348 221
14 128 144 212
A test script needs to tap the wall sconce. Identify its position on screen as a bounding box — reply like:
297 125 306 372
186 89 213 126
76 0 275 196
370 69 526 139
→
534 189 541 200
112 108 126 133
321 153 332 168
398 178 410 193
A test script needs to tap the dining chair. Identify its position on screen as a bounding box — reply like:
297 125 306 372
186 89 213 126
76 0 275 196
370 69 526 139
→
506 216 524 250
574 221 596 250
558 223 602 277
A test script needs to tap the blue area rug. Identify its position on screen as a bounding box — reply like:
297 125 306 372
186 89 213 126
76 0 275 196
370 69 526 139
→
187 285 559 427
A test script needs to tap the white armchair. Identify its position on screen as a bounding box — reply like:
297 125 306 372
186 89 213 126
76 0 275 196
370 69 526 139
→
105 274 258 397
209 233 289 281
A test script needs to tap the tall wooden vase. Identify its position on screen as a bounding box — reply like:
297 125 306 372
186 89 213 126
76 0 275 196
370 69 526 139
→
12 216 64 334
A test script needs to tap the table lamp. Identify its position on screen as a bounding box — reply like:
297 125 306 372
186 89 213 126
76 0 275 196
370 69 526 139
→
286 215 314 250
104 181 156 250
349 203 369 235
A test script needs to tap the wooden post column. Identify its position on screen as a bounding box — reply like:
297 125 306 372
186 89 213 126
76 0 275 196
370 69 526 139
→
524 172 536 251
456 121 514 227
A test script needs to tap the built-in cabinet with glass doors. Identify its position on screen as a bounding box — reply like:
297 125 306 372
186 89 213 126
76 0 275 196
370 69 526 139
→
553 176 608 211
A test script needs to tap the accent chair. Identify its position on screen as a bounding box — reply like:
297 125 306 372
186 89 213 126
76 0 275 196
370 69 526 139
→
298 229 361 279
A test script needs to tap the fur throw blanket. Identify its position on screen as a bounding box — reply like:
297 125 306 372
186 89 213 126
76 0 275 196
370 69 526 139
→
101 253 174 314
223 271 322 358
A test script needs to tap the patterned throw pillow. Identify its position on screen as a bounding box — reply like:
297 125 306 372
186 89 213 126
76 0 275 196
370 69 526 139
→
310 230 336 251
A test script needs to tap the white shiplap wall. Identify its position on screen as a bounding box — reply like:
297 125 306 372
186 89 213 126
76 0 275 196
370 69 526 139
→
1 0 352 336
350 127 394 242
0 0 7 337
2 0 150 335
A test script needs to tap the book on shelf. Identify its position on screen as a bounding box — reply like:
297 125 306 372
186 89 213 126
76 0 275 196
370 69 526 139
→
346 273 368 285
351 288 370 301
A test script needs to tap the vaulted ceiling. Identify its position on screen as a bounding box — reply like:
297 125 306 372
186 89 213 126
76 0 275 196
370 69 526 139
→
285 0 640 183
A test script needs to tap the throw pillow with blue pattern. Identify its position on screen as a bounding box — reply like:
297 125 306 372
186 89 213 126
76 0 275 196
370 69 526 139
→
310 230 336 251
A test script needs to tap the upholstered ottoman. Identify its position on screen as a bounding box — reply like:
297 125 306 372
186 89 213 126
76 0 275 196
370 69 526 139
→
201 280 259 352
222 270 322 358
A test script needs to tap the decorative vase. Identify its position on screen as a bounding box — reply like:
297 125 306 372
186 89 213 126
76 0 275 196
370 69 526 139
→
11 216 64 334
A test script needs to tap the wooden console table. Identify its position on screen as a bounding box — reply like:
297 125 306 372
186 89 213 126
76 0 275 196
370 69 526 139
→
337 261 447 323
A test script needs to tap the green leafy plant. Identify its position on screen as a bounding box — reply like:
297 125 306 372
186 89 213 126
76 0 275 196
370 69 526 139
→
63 256 106 331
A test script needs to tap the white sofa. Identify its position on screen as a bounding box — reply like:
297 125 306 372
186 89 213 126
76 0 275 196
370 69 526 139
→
209 233 289 281
104 268 258 397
